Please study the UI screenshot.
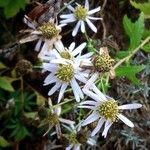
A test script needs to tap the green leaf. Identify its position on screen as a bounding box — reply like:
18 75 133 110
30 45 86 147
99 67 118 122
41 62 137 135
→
130 0 150 18
0 0 27 18
116 65 145 84
0 136 10 148
123 13 144 50
116 51 131 59
0 0 10 7
0 77 14 92
142 43 150 52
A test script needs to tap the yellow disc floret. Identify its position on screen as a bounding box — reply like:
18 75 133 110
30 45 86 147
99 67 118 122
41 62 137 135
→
74 5 87 20
56 64 74 82
60 51 72 60
38 22 60 39
93 54 115 72
98 100 119 122
47 113 59 125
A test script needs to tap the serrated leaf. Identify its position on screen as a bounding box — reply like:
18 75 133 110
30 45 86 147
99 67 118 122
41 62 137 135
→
0 77 14 92
142 43 150 52
116 65 145 84
123 13 144 50
0 136 10 148
130 0 150 18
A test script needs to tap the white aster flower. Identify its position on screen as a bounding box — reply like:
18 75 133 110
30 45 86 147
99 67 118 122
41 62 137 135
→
63 124 96 150
41 41 93 64
21 16 64 58
60 0 102 36
43 58 89 103
78 85 142 138
43 98 75 136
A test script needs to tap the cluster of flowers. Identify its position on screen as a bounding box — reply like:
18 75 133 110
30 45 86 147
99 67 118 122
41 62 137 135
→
24 0 142 149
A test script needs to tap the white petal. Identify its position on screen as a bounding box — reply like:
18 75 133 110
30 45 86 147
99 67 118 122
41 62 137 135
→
80 52 93 59
72 21 81 36
71 78 84 99
73 144 80 150
54 40 64 52
70 81 80 102
80 100 97 106
58 83 68 103
92 85 107 101
117 113 134 128
82 88 101 102
87 7 101 15
48 82 61 96
44 74 57 85
54 106 61 116
87 138 96 146
82 112 99 126
84 72 99 89
60 17 76 24
91 118 105 136
86 18 97 33
42 63 56 72
102 120 113 138
69 42 76 51
118 103 142 110
85 0 89 10
72 42 86 56
59 118 75 125
60 14 74 19
74 74 87 83
35 39 42 52
81 21 85 33
64 3 75 12
87 16 102 20
78 105 95 109
66 144 73 150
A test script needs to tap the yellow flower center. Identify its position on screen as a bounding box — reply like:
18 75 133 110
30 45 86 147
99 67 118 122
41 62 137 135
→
68 133 79 144
47 113 59 125
38 22 60 39
56 64 74 82
93 54 115 72
98 100 118 122
74 6 87 20
60 51 72 60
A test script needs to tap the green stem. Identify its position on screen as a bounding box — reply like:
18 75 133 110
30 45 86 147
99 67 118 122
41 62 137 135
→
52 99 73 108
114 36 150 69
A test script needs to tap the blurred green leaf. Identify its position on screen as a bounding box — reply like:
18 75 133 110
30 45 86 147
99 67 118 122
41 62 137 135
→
116 65 145 84
0 62 7 69
0 0 27 18
35 92 45 106
0 136 10 148
142 43 150 52
0 77 14 92
130 0 150 18
116 51 131 59
0 0 10 7
123 13 144 50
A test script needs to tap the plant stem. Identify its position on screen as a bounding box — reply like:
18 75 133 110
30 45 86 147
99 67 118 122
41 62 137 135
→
114 36 150 69
52 99 73 108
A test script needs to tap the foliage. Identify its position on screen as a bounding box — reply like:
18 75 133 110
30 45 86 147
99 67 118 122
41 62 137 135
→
123 12 144 51
130 0 150 18
0 0 28 18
